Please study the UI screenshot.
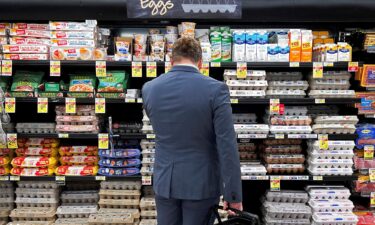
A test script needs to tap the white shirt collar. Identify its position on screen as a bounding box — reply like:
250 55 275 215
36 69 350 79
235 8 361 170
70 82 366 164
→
174 63 199 71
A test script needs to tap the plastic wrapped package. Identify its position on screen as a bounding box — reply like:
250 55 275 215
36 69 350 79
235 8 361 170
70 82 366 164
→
15 147 58 157
265 190 309 203
223 70 266 80
308 90 356 98
234 124 269 134
270 125 312 134
60 155 99 166
312 212 358 225
98 149 141 159
314 116 358 125
11 156 57 168
308 149 354 160
226 80 268 91
56 125 99 133
310 79 351 90
354 156 375 169
309 199 354 212
99 158 141 168
269 116 312 125
59 146 98 156
308 140 355 151
55 166 98 176
98 167 140 176
268 81 309 90
264 154 305 164
18 138 59 148
240 162 267 175
307 186 351 200
312 124 356 134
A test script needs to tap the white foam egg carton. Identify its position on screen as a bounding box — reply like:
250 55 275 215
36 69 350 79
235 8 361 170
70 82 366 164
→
97 208 140 221
308 150 354 160
308 140 355 151
16 123 56 134
226 80 268 91
141 166 153 176
142 149 155 158
141 125 154 134
140 140 155 150
0 188 14 198
223 69 266 81
314 116 358 125
270 125 312 134
312 212 358 225
308 167 353 176
268 81 309 90
142 158 154 167
233 113 257 123
312 124 356 134
309 199 354 213
100 181 142 190
264 216 311 225
54 218 89 225
56 205 98 218
15 197 59 208
266 90 306 98
263 202 312 219
307 186 351 200
308 158 353 168
309 79 350 90
240 164 267 176
267 72 303 81
15 188 59 198
308 90 355 98
234 124 269 134
139 219 157 225
265 190 308 203
230 90 266 97
60 190 99 204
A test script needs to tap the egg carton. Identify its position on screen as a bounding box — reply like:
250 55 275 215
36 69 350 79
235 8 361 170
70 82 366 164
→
265 190 308 203
307 105 339 116
223 69 266 81
269 116 312 126
308 158 353 168
311 212 358 225
141 158 154 167
266 72 303 81
0 207 12 217
263 202 312 219
314 116 358 125
54 218 89 225
56 125 99 133
308 90 356 98
310 71 352 80
98 208 140 220
142 150 155 159
88 213 133 225
98 198 140 208
55 105 95 116
263 145 302 154
7 222 54 225
308 150 354 160
308 199 354 213
140 210 157 219
0 203 12 208
15 197 59 208
56 121 99 126
264 216 311 225
98 167 140 177
307 186 351 200
56 205 98 218
266 164 305 174
15 188 59 198
140 197 156 210
98 149 141 159
139 220 157 225
230 90 266 98
60 191 99 204
266 106 308 116
309 79 350 90
268 81 309 91
17 181 58 189
99 158 141 168
233 114 257 124
239 152 257 160
266 90 306 98
141 125 154 134
308 167 353 176
140 140 155 150
238 143 256 152
10 207 56 220
0 188 14 198
312 124 356 134
142 186 154 197
99 190 141 200
16 123 56 134
264 139 302 145
240 164 267 176
234 124 269 134
308 140 355 151
100 181 142 190
264 154 305 164
64 182 99 191
226 80 268 91
270 125 312 134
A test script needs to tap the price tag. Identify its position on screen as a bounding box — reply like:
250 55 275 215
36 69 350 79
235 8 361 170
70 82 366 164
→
230 99 239 104
95 98 105 114
323 62 334 67
236 62 247 79
287 134 318 139
348 62 359 72
132 62 142 77
289 62 300 67
1 60 12 76
211 62 221 67
65 98 76 114
275 134 284 139
37 98 48 113
55 176 65 181
142 176 152 185
200 62 209 76
125 98 136 103
96 61 107 77
318 134 329 150
238 134 268 139
146 62 157 78
58 133 69 138
315 99 326 104
369 168 375 183
364 145 374 160
5 98 15 113
371 192 375 207
242 176 269 180
98 133 109 149
6 133 17 149
50 60 61 77
165 62 172 73
9 176 20 181
95 176 106 181
313 62 323 78
0 176 9 181
137 98 143 103
313 176 323 181
270 176 281 191
147 134 156 139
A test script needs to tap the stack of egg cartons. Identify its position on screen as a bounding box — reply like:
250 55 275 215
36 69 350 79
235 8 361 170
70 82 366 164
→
140 186 157 225
234 113 269 137
307 105 339 119
4 23 50 60
10 138 59 177
309 71 355 98
307 140 355 176
55 105 101 134
223 69 267 99
16 123 56 134
312 115 358 135
0 182 13 225
266 72 308 98
0 149 12 177
262 189 312 225
55 182 99 225
269 106 312 135
307 185 358 225
140 139 155 179
141 111 153 136
9 181 59 225
95 181 142 225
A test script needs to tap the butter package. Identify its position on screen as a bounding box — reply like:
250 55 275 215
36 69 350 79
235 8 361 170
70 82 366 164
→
11 167 54 176
289 29 301 62
11 156 57 168
15 147 58 157
201 42 211 62
9 37 50 45
0 166 10 175
221 31 232 62
325 43 338 62
51 31 96 39
278 43 290 62
12 23 49 31
55 165 98 176
9 29 50 38
256 30 268 62
2 45 49 53
337 42 352 62
232 30 246 62
49 21 96 31
51 39 96 47
245 30 257 62
50 47 94 60
210 31 222 62
267 44 279 62
301 30 313 62
3 54 49 60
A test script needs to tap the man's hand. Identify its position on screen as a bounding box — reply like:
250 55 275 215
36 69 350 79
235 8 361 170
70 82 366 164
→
223 201 243 216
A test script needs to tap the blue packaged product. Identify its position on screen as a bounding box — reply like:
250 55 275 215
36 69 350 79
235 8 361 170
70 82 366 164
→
356 124 375 139
98 167 140 176
99 158 141 168
98 149 141 159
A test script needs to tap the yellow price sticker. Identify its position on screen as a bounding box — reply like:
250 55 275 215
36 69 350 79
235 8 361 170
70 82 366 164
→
98 133 109 149
9 176 20 181
58 133 69 138
275 134 284 139
200 62 209 76
125 98 136 103
230 99 239 104
132 62 143 78
1 60 12 76
313 62 323 78
237 62 247 79
147 134 156 139
270 99 280 114
371 192 375 207
313 176 323 181
95 176 106 181
370 169 375 183
146 62 157 78
165 62 172 73
37 98 48 113
364 145 374 160
65 98 76 114
348 62 359 72
96 61 107 77
95 98 106 114
318 134 329 150
211 62 221 67
5 98 15 113
50 60 61 77
289 62 300 67
270 176 281 191
55 176 65 181
323 62 334 67
6 133 17 149
315 99 326 104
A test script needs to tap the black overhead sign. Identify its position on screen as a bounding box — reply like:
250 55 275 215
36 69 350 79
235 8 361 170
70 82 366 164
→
127 0 242 19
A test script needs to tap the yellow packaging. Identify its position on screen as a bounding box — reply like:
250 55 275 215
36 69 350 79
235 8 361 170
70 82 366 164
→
312 31 319 39
0 166 10 175
301 30 313 62
324 38 334 44
11 156 57 168
313 38 324 46
289 29 301 62
0 157 10 166
318 31 330 38
16 147 58 157
11 167 54 176
337 42 352 62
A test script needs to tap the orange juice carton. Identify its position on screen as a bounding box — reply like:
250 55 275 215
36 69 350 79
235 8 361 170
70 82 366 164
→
325 43 338 62
232 30 246 62
337 42 352 62
256 30 268 62
301 30 313 62
289 29 301 62
245 30 257 62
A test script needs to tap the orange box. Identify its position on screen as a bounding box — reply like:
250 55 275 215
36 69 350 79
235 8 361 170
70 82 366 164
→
289 29 301 62
324 38 334 44
301 30 313 62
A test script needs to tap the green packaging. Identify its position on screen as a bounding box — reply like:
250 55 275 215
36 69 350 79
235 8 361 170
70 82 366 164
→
221 31 232 62
11 71 44 92
97 71 128 93
45 82 60 92
210 31 222 62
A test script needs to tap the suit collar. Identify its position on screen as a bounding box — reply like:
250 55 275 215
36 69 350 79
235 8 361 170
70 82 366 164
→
170 65 200 74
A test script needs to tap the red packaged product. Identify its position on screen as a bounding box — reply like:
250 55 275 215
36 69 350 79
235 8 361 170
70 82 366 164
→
0 149 11 156
59 146 98 156
55 166 98 176
10 167 53 176
15 147 58 156
60 155 99 166
12 23 49 31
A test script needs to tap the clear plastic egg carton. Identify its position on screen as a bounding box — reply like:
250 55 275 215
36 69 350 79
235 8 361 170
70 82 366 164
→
265 190 308 203
270 125 312 134
314 116 358 125
269 116 312 126
312 124 356 134
100 181 142 190
308 199 354 213
263 145 302 154
238 143 256 152
15 188 59 199
308 158 353 169
141 125 154 134
140 210 157 219
139 219 157 225
88 213 134 225
56 125 99 133
306 186 351 200
309 79 351 90
140 197 156 211
140 140 155 150
307 167 353 176
234 124 269 134
240 163 267 176
141 158 154 167
311 212 358 225
99 190 141 200
10 207 56 221
60 190 99 204
308 150 354 160
266 90 306 98
15 197 59 208
308 90 356 98
54 218 89 225
264 154 305 164
264 139 302 145
140 167 153 176
266 72 303 81
263 202 312 219
230 90 266 98
17 181 58 189
55 105 95 116
311 71 352 80
226 80 268 91
267 106 308 116
142 149 155 158
268 81 309 91
16 123 56 134
223 69 266 81
98 199 140 209
264 216 311 225
7 222 54 225
56 205 98 218
266 164 305 174
233 114 257 124
308 140 355 151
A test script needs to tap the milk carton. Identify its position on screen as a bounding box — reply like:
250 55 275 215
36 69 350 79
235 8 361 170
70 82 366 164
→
325 43 338 62
267 44 279 62
201 42 211 62
337 42 352 62
210 31 221 62
221 31 232 62
301 30 313 62
278 43 290 62
232 30 246 62
256 30 268 61
245 30 257 62
289 29 301 62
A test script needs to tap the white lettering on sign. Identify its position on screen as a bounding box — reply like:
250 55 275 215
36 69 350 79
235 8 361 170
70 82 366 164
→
140 0 174 16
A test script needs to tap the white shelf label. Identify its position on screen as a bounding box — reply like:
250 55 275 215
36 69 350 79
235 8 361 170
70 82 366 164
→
238 134 267 139
287 134 317 139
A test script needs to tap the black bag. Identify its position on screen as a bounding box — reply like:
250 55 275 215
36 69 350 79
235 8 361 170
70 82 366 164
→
212 205 260 225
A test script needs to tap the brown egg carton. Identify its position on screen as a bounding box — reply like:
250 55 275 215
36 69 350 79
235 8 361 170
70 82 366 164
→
140 210 157 219
10 207 56 220
238 143 256 152
17 181 59 189
99 190 141 200
139 219 157 225
55 105 95 116
88 213 133 224
56 121 99 126
16 188 59 199
239 152 258 160
54 218 89 225
263 145 302 154
98 209 140 220
264 139 302 145
270 116 312 126
264 154 305 164
7 222 54 225
100 181 142 190
0 207 12 218
140 198 156 211
98 199 140 209
266 164 305 174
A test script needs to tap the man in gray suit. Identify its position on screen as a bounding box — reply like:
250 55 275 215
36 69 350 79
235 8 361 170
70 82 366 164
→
142 37 242 225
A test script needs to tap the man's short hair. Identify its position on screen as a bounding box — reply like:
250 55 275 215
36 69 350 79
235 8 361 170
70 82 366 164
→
172 37 202 63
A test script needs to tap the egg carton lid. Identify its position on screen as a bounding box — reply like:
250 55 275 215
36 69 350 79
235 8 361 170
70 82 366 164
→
266 190 308 200
314 116 358 124
98 199 140 206
264 216 310 225
310 79 349 84
88 213 133 224
16 123 56 129
263 202 312 214
16 188 59 195
308 90 355 96
270 125 312 132
233 113 257 118
60 192 99 200
308 150 354 158
234 124 270 130
10 207 56 218
142 149 155 154
0 182 12 189
240 166 267 174
140 210 157 217
54 218 89 225
230 90 266 97
7 222 54 225
265 154 305 159
140 197 156 207
57 205 98 215
99 189 141 197
226 80 268 87
308 199 354 209
308 158 353 165
15 197 59 204
308 167 353 176
266 89 306 95
224 69 266 77
312 212 358 223
139 219 157 225
98 208 140 219
269 80 308 86
309 140 355 149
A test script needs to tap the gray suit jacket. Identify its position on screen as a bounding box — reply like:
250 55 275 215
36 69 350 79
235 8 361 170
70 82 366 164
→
142 65 242 203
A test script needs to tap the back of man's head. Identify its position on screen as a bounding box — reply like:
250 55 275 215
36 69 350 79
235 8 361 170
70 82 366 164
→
172 37 202 65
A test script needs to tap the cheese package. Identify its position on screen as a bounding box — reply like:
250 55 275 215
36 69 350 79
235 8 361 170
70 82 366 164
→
2 45 49 53
0 166 10 175
11 156 57 168
11 167 54 176
9 36 50 45
60 155 99 166
51 31 96 39
0 157 10 166
55 165 98 176
51 39 96 47
15 147 58 157
49 21 96 31
59 146 98 156
9 29 50 38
